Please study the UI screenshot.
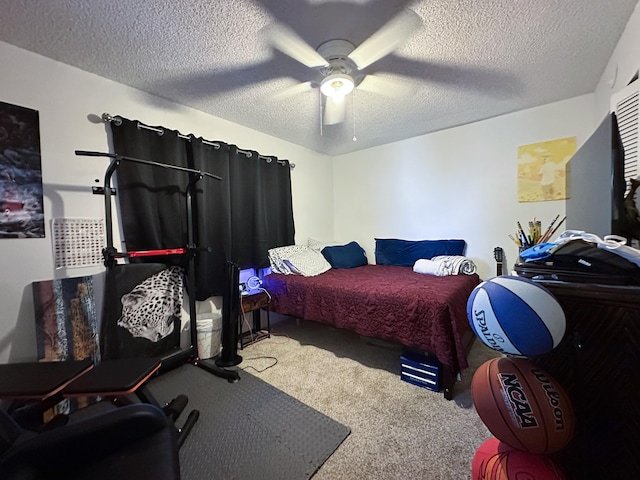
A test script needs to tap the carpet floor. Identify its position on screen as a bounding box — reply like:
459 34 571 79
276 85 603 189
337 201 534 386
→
235 316 501 479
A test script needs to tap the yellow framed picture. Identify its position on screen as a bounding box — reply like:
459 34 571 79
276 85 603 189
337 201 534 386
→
517 137 576 202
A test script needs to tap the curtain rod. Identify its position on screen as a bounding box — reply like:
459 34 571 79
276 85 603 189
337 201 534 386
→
101 113 295 169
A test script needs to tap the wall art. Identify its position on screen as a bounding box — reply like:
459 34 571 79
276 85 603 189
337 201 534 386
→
32 275 99 415
0 100 44 237
517 137 576 202
52 218 105 268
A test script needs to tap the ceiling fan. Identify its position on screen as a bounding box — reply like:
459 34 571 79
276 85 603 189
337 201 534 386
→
264 9 422 126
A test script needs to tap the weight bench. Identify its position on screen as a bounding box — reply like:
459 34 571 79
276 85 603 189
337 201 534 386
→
0 358 198 446
0 358 191 479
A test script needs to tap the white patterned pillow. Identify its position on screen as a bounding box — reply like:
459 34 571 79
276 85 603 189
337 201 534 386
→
284 249 332 276
268 245 309 274
308 237 338 251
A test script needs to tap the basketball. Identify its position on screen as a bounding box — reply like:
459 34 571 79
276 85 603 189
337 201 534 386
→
467 275 566 356
471 357 574 454
472 437 567 479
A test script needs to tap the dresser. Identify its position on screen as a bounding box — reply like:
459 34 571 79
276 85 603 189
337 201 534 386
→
530 280 640 480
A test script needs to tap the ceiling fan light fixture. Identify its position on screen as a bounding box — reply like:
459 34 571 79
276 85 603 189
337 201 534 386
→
320 73 355 98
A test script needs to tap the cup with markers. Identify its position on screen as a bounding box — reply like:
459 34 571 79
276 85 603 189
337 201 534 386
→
510 214 565 252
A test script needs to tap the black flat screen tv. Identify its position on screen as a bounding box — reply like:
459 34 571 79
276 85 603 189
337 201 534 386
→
565 113 626 238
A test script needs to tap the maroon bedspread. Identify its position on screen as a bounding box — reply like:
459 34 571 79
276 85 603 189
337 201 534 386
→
264 265 480 372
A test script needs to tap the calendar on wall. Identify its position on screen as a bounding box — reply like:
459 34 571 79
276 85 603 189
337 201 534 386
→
52 218 105 269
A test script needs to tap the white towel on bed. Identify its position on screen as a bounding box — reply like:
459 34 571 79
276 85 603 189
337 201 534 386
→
413 258 449 276
413 256 477 276
433 255 477 275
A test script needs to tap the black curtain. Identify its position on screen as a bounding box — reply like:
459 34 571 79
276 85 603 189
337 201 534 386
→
111 118 190 268
189 137 232 297
109 118 295 300
224 147 295 270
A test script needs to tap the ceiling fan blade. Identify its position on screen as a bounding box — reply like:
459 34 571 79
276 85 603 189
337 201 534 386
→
348 9 422 70
324 96 346 125
272 81 314 101
357 74 416 98
374 55 524 97
263 23 329 69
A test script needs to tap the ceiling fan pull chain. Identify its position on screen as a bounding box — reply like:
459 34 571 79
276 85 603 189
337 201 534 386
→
320 89 324 137
352 90 357 142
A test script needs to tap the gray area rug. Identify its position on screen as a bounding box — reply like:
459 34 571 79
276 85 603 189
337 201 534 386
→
146 363 350 480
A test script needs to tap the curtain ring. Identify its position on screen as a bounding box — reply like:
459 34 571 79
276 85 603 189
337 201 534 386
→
136 122 164 136
101 113 122 126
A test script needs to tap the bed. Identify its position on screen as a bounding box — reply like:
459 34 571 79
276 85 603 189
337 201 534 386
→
264 262 480 399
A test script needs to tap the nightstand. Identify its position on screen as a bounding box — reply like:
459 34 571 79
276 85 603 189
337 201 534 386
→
238 290 271 349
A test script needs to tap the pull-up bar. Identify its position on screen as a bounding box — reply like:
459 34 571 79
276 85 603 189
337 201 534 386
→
74 150 223 181
74 150 221 263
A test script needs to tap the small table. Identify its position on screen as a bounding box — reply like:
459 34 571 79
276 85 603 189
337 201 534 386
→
239 290 271 349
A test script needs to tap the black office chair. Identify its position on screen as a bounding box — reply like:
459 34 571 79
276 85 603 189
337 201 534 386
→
0 402 180 480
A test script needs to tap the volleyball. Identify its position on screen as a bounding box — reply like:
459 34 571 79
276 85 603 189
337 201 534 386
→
471 357 575 454
466 275 566 356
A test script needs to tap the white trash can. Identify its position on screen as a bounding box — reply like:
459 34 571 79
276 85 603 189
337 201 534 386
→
180 292 223 359
196 313 222 359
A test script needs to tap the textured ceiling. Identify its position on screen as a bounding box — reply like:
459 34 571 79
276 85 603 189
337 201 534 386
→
1 0 638 156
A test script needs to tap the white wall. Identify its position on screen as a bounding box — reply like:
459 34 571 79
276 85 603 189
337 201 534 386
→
0 41 334 363
332 95 595 280
594 1 640 118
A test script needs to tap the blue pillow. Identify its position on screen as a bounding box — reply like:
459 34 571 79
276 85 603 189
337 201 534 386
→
322 241 368 269
375 238 466 266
